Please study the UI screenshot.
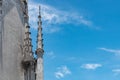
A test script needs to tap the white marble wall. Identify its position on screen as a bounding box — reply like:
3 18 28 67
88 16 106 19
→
36 57 44 80
0 0 25 80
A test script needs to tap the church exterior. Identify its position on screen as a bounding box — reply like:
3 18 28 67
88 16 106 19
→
0 0 44 80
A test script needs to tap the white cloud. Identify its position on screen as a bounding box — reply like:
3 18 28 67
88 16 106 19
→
45 51 56 59
81 63 102 70
28 1 99 33
98 48 120 55
112 69 120 72
28 2 62 33
55 66 71 79
67 57 77 60
112 69 120 76
55 72 64 79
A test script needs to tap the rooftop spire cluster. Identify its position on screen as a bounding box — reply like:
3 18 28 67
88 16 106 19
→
22 4 44 80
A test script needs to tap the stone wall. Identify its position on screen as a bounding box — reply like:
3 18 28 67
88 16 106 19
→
0 0 25 80
0 18 2 80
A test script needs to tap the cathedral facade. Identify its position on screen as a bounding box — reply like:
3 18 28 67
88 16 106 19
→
0 0 44 80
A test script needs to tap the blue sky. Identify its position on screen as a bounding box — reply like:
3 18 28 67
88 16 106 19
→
29 0 120 80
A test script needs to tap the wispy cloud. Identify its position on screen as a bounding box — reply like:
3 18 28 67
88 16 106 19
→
98 48 120 55
81 63 102 70
28 2 61 33
28 1 99 33
67 57 77 61
112 69 120 76
55 66 71 79
45 51 56 59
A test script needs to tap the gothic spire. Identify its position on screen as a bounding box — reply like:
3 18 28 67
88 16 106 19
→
21 0 34 63
36 6 44 58
23 23 34 62
36 6 44 80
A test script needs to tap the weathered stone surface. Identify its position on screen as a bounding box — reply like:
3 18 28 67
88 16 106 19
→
36 57 44 80
0 20 2 80
0 0 25 80
0 27 1 61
